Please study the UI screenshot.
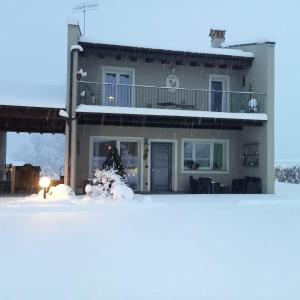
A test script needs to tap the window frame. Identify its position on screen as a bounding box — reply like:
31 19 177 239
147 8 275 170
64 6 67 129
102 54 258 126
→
208 74 230 112
101 66 136 107
89 136 143 191
181 138 229 174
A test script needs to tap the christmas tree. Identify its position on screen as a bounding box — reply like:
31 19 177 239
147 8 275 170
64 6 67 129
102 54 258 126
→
102 145 126 179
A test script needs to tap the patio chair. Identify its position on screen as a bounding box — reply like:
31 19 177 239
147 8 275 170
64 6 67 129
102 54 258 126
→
248 98 258 113
232 178 245 193
244 176 262 194
197 177 212 194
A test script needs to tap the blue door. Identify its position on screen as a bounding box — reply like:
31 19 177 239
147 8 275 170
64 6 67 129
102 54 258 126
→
211 80 223 112
151 142 172 192
104 71 132 107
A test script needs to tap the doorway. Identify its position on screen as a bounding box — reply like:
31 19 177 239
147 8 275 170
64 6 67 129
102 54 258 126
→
150 142 173 192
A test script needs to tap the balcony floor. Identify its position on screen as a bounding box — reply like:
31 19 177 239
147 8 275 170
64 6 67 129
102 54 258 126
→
76 105 267 130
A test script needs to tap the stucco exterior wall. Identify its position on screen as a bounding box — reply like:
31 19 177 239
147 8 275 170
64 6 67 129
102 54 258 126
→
231 43 275 193
78 52 248 98
75 125 243 193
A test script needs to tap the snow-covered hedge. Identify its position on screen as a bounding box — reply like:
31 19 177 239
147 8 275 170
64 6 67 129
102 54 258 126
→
85 169 134 201
275 165 300 184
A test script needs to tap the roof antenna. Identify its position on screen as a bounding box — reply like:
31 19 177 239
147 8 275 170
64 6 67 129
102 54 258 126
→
73 1 99 36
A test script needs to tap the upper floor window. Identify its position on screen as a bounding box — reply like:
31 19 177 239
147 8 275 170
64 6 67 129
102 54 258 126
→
182 139 229 172
102 66 135 107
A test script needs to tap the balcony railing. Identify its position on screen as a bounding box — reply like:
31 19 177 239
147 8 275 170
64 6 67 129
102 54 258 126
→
77 81 266 114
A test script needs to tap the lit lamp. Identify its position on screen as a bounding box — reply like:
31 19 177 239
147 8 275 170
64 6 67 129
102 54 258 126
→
39 176 50 199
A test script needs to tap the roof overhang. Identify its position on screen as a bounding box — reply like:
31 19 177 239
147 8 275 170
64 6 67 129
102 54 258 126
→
79 40 254 67
0 105 65 134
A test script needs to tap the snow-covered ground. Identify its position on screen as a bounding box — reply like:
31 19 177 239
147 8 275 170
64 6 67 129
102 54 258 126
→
0 182 300 300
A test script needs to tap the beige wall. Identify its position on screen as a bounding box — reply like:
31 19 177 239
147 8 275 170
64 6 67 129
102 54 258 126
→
75 124 245 193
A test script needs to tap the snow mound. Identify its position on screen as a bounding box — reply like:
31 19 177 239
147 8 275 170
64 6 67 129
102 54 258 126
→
47 184 75 200
111 185 134 201
36 184 75 201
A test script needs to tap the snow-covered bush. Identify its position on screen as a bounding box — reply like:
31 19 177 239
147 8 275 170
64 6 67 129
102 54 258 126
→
275 165 300 184
86 168 134 201
111 184 134 201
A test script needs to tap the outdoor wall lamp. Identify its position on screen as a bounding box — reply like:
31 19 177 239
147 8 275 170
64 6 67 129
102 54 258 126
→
39 176 50 199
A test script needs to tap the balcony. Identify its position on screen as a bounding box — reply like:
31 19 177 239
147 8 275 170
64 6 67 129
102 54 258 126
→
77 81 266 114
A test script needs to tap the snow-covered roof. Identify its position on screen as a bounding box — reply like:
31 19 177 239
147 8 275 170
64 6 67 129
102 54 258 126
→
79 37 254 59
67 18 79 26
224 39 276 48
0 81 66 109
76 104 268 121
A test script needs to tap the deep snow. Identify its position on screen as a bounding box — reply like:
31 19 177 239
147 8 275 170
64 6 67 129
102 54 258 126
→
0 182 300 300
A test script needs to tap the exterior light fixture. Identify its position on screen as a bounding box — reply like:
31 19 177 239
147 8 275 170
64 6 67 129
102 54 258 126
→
39 176 51 199
108 96 115 100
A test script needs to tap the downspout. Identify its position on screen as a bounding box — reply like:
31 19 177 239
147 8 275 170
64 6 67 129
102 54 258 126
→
67 45 83 186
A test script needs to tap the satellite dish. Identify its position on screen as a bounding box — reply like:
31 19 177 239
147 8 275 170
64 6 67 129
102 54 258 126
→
73 1 99 36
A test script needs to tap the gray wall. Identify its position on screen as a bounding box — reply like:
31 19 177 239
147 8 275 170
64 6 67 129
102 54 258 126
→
75 124 243 193
79 52 248 103
231 43 275 193
64 24 81 188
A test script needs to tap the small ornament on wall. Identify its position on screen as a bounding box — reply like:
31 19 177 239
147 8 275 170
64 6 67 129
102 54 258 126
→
166 71 179 93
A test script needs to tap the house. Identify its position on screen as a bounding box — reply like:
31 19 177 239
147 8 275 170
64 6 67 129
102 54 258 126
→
65 23 275 194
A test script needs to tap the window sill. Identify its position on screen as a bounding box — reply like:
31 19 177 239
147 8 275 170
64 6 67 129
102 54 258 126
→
181 169 229 175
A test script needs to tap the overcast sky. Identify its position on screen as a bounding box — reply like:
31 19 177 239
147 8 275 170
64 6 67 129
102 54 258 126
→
0 0 299 161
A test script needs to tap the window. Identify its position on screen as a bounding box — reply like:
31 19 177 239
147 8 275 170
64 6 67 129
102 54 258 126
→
90 137 141 190
102 67 134 107
182 139 228 172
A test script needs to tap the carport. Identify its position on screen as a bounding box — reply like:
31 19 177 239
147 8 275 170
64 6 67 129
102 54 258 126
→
0 82 66 194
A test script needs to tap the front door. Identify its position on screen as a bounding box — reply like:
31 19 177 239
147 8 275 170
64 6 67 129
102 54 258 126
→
151 142 172 192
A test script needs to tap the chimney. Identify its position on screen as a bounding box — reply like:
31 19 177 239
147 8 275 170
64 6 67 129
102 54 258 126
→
209 29 226 48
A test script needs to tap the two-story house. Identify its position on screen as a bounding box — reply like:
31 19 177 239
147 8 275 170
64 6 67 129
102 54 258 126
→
64 23 274 194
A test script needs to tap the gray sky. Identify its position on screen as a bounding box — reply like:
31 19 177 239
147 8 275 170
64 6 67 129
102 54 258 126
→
0 0 299 161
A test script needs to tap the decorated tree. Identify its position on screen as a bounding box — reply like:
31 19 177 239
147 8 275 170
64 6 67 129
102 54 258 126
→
102 145 127 179
85 145 133 200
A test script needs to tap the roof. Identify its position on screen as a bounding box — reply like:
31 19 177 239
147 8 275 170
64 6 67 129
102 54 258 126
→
225 39 276 48
0 81 66 109
79 37 254 60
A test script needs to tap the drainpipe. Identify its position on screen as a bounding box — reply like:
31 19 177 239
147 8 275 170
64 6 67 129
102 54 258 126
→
67 45 83 187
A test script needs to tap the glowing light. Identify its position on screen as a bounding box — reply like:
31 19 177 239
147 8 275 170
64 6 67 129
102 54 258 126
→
108 96 115 100
39 176 50 189
39 177 51 199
